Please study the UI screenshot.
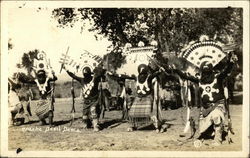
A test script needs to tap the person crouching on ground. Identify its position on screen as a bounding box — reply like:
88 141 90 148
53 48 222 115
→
8 81 22 126
8 79 31 126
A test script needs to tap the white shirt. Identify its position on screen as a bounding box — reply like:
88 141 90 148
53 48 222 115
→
9 90 20 107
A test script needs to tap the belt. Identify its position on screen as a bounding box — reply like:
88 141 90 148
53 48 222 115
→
83 95 98 104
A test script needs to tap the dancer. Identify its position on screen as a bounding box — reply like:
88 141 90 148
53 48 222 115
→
63 65 106 131
18 52 57 126
170 50 238 146
108 64 162 132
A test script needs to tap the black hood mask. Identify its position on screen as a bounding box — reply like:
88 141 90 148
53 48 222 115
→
137 64 149 83
82 67 92 78
200 62 214 83
37 70 46 84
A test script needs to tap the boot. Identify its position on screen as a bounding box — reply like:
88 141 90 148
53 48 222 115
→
49 116 53 127
82 120 88 129
92 119 100 132
127 123 137 132
212 125 222 146
151 116 160 133
39 119 47 126
82 115 88 129
127 127 134 132
48 111 54 127
10 112 17 126
25 114 30 123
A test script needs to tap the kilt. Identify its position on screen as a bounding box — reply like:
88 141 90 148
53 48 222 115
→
128 96 153 127
82 95 101 119
35 99 53 120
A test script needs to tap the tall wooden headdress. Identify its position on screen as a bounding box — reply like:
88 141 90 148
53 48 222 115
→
182 35 227 68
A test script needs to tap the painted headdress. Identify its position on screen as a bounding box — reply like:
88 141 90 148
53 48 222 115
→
115 41 158 76
124 41 157 66
59 49 102 74
79 50 102 72
182 35 226 69
33 51 54 94
33 51 50 74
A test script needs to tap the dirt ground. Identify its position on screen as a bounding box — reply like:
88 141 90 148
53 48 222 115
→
8 92 242 151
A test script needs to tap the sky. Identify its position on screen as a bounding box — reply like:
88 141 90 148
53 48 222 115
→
8 7 112 81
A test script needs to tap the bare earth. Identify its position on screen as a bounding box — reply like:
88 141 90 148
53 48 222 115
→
9 94 242 151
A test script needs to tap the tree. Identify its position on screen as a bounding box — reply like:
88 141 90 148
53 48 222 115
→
17 49 40 75
52 8 242 70
102 48 126 71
